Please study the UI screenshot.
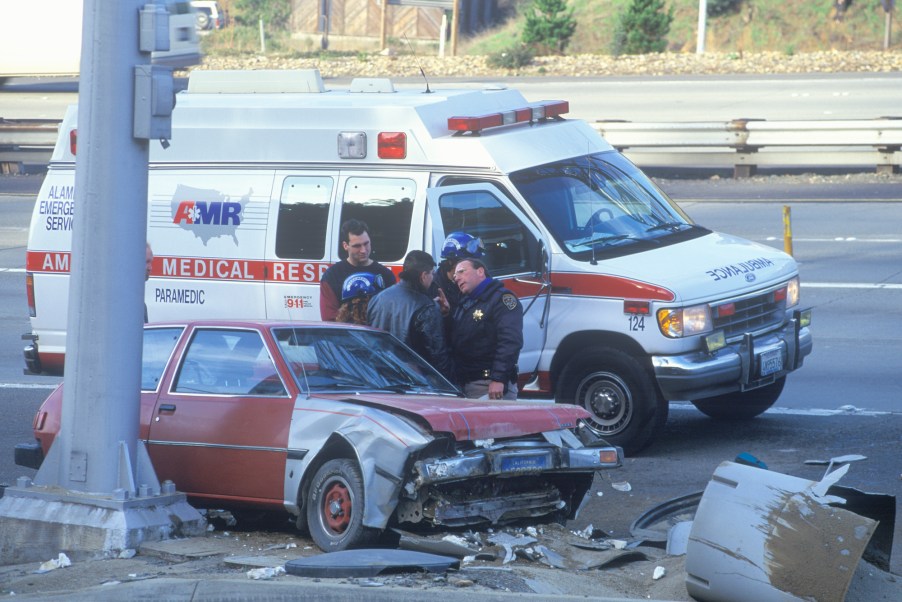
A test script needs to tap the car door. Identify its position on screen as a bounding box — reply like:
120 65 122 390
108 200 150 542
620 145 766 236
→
425 183 550 384
147 326 293 507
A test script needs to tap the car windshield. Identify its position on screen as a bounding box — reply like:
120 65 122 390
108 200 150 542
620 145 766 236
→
271 327 460 396
511 151 708 261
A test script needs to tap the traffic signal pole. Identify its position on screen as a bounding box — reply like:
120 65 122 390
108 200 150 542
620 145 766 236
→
0 0 204 564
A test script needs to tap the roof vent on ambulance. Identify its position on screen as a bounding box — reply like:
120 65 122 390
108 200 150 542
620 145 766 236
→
187 69 326 94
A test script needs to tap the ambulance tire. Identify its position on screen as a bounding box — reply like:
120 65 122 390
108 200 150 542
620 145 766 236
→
306 458 379 552
690 377 785 420
557 347 666 456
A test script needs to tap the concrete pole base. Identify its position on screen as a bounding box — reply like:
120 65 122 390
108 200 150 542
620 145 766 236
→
0 480 207 565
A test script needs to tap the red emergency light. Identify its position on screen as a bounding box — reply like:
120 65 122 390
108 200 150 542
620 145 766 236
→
377 132 406 159
69 129 77 156
448 100 569 133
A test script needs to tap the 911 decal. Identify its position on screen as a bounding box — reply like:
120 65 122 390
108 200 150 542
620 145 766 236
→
628 315 645 331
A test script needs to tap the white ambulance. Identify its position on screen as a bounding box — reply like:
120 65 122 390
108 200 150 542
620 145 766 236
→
24 69 812 454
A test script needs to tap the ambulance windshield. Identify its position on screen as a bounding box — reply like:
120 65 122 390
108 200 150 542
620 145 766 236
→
512 151 708 260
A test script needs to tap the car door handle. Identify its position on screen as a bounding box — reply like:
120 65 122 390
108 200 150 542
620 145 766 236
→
158 404 177 413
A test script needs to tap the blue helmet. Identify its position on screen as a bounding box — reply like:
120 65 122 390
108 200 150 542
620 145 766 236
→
440 231 485 260
341 272 385 302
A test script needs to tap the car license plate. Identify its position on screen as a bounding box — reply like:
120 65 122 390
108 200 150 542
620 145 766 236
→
500 453 550 473
759 349 783 377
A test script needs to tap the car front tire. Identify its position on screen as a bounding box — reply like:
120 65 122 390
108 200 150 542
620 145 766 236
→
306 458 378 552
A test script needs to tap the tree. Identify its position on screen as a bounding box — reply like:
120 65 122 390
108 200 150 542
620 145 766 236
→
522 0 577 55
234 0 291 30
613 0 674 55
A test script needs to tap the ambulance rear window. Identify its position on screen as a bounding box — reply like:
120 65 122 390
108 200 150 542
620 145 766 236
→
276 176 333 259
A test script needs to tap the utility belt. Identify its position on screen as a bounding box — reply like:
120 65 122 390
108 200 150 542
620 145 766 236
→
462 366 518 383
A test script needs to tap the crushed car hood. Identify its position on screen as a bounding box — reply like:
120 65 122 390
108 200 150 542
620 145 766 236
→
319 394 590 441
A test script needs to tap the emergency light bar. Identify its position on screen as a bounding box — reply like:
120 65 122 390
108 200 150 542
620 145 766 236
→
448 100 569 133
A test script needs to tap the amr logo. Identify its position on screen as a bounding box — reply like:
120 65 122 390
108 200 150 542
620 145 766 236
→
172 201 242 226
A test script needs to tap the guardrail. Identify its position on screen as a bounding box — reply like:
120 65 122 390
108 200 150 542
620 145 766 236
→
3 117 902 178
0 118 59 174
592 118 902 177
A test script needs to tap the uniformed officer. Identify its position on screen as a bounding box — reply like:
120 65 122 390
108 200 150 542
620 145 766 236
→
433 231 486 315
449 257 523 400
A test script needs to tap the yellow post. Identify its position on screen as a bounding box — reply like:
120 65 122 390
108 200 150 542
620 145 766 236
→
451 0 460 56
782 205 793 257
380 0 388 51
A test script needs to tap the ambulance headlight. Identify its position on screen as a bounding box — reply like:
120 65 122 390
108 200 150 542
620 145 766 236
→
657 304 712 338
786 276 800 308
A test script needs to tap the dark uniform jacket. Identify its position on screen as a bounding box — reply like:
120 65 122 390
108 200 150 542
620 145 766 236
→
450 278 523 385
367 280 455 380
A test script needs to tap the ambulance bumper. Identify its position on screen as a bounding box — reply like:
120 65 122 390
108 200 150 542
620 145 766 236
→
651 314 812 401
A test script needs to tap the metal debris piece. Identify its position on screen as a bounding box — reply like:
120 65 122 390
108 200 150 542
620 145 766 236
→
284 549 459 578
630 490 703 543
487 532 537 547
653 566 666 580
573 523 594 539
580 549 649 570
611 481 632 492
685 461 878 602
803 453 867 466
395 530 479 559
535 545 567 569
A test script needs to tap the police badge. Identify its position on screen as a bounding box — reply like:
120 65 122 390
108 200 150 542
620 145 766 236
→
473 309 484 321
502 293 518 310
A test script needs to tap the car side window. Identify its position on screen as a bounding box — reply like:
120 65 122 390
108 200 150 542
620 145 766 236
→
337 177 415 262
142 327 185 391
275 176 334 259
173 329 287 396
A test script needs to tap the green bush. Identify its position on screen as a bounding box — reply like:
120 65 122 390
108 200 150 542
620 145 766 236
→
486 44 536 69
612 0 674 55
234 0 292 31
522 0 577 55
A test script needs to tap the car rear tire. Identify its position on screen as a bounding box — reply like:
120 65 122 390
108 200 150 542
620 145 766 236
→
691 377 786 420
556 346 667 456
306 458 378 552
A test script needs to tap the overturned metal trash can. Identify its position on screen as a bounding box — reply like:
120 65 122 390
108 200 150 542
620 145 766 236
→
685 461 877 602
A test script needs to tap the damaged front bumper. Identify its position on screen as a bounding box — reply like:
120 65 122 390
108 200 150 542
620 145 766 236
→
396 429 622 527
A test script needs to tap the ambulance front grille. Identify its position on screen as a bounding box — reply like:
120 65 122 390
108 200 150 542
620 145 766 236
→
712 291 785 339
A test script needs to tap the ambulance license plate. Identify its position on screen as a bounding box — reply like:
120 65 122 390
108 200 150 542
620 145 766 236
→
758 349 783 377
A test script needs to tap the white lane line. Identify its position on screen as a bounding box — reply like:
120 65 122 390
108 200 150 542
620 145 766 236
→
765 236 902 243
670 402 894 417
803 282 902 290
0 383 59 390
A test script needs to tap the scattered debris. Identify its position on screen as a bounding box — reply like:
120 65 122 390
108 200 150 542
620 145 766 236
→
118 549 136 559
395 530 481 559
35 553 71 573
653 566 666 580
611 481 632 492
246 566 285 580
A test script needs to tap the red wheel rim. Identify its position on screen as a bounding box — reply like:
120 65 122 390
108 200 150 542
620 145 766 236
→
322 479 351 533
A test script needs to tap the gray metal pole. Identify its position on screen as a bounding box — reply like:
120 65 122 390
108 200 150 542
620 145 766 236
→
697 0 707 55
46 0 147 494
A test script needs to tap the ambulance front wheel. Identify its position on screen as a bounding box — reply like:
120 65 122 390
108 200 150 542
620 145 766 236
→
557 347 666 456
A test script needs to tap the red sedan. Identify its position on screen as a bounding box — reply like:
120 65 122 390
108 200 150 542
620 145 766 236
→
16 320 622 551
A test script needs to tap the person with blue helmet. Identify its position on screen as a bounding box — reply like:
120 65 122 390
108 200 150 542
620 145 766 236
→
335 271 386 325
320 219 396 321
433 231 486 314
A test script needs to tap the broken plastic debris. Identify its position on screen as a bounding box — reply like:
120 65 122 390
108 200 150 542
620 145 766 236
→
246 566 285 580
609 539 628 550
118 549 136 559
611 481 632 492
36 553 71 573
804 454 867 466
596 491 603 496
525 526 538 537
573 524 594 539
653 566 666 580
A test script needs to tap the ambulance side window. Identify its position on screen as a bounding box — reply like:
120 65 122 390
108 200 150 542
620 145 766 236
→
276 177 333 259
338 178 415 263
437 190 538 277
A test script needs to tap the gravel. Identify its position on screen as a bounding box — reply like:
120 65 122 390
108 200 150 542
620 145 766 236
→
194 49 902 79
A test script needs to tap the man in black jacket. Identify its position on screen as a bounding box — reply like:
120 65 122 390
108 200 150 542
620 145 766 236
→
367 250 454 381
450 258 523 400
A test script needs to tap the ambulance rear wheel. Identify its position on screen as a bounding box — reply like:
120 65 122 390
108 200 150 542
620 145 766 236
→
691 377 785 420
557 347 666 456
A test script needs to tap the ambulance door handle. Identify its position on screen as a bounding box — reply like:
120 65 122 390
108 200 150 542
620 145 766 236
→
158 404 177 413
